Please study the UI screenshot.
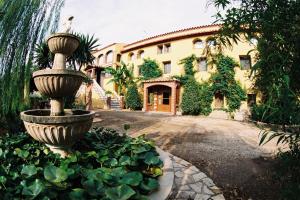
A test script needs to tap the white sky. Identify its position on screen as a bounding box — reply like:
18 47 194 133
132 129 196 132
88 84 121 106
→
59 0 217 47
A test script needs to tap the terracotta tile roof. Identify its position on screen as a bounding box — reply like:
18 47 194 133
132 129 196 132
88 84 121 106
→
143 77 180 83
122 24 222 53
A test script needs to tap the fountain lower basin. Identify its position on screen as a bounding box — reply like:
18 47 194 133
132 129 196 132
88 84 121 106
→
21 109 95 156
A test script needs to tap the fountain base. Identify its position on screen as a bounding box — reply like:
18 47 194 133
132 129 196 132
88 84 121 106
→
21 109 95 157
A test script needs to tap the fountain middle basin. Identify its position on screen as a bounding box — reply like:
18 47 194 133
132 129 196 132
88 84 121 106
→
21 109 95 155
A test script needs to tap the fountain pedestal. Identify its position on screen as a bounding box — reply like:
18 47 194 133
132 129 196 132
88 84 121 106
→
21 33 95 157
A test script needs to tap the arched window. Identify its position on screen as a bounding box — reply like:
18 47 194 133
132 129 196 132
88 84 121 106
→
128 52 135 61
137 50 145 59
106 51 113 63
193 39 204 49
207 39 216 47
98 54 104 65
116 54 122 62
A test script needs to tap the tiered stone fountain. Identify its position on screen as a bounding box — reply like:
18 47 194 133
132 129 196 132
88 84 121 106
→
21 32 95 157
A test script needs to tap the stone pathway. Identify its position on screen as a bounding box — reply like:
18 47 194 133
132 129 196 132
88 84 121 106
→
167 155 225 200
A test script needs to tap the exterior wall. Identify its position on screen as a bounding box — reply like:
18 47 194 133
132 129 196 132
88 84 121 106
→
86 25 258 113
121 36 256 111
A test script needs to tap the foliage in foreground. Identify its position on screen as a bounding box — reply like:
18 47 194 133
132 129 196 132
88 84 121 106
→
0 128 163 200
273 144 300 200
125 84 142 111
0 0 64 133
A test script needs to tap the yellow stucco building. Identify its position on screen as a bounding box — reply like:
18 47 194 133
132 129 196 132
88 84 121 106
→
83 24 257 116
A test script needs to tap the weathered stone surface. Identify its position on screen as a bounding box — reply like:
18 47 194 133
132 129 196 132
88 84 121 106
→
202 177 215 187
211 194 225 200
190 182 203 193
167 154 224 200
193 172 207 182
194 193 212 200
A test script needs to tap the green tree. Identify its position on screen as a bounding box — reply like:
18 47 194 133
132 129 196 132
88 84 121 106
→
212 0 300 124
105 62 134 95
139 58 162 80
0 0 64 133
210 55 246 113
198 82 214 116
125 84 142 110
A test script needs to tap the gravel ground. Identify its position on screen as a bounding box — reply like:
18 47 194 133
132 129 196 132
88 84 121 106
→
93 110 282 200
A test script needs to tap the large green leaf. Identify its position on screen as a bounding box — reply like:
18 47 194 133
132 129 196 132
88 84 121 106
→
105 184 136 200
44 166 68 183
21 165 37 178
69 188 86 200
119 155 131 166
120 172 143 186
144 152 160 165
140 178 159 191
22 179 45 197
82 179 104 196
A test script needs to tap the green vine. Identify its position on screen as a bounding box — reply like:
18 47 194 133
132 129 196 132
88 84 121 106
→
173 54 197 85
210 55 247 112
139 59 162 80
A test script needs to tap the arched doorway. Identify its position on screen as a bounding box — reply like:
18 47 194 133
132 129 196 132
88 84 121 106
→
147 85 171 112
214 92 224 109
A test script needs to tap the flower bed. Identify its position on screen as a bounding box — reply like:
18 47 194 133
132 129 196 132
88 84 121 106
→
0 127 163 200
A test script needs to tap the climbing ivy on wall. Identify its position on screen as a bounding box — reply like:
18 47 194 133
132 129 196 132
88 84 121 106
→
210 55 247 112
174 54 197 85
139 58 162 80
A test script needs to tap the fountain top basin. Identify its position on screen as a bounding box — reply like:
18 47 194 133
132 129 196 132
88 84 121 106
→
47 33 80 56
21 109 95 124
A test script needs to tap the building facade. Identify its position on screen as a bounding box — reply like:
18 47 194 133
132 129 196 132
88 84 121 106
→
84 24 257 115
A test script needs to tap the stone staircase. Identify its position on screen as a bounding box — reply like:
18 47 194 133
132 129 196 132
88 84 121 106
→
110 98 121 110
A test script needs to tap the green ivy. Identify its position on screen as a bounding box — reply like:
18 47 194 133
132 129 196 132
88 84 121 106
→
139 59 162 80
173 54 197 84
210 55 247 112
181 78 201 115
0 128 163 200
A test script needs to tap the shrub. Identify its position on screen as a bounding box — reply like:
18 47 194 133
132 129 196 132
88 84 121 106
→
0 128 163 199
125 84 142 110
181 78 201 115
139 59 162 80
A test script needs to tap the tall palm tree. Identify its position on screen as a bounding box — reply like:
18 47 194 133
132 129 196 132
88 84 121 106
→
105 62 134 95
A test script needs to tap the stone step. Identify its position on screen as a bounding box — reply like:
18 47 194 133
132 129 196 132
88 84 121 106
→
208 110 229 120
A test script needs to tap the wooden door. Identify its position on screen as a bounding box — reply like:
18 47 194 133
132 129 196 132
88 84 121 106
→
157 89 171 112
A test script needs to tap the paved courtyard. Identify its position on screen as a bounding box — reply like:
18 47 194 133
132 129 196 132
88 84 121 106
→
93 110 281 200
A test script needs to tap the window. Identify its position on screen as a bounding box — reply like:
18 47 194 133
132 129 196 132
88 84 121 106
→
163 61 171 74
137 50 145 59
157 45 163 54
116 54 121 62
247 94 256 107
157 44 171 54
106 51 113 63
240 55 251 70
128 52 135 61
138 65 142 76
198 57 207 71
164 44 171 53
162 92 170 105
193 39 204 49
207 39 216 47
98 54 104 64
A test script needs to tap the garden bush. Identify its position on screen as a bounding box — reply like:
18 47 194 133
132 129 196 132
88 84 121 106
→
181 78 201 115
0 128 163 200
125 84 142 110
